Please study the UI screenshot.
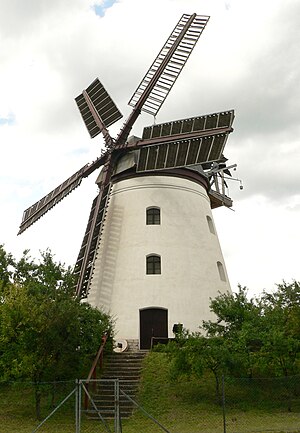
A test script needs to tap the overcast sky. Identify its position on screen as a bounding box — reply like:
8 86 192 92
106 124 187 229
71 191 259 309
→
1 0 300 297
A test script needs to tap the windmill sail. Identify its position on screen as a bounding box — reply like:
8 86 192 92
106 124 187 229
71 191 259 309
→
75 78 122 139
74 182 112 298
115 13 209 147
18 155 107 235
18 165 88 235
135 110 234 172
136 133 230 172
128 13 209 117
142 110 234 141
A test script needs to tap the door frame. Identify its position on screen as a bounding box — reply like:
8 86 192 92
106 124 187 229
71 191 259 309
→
139 307 168 350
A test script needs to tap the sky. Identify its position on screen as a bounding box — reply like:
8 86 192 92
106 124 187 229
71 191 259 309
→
1 0 300 298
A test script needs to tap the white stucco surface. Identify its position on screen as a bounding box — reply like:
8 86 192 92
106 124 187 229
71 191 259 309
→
87 174 231 342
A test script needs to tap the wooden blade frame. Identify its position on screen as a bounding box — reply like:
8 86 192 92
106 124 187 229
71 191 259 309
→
128 14 209 117
142 110 234 142
116 13 209 147
74 182 112 298
18 154 108 235
75 78 122 146
136 132 231 173
134 110 234 172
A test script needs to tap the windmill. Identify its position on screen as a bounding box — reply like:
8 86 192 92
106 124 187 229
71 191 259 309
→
19 14 236 349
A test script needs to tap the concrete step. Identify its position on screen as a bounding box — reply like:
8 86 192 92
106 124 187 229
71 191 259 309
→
94 382 140 395
86 351 147 419
106 362 144 368
105 353 146 360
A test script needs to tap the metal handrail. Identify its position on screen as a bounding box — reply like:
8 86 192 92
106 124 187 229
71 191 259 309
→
84 334 108 409
87 334 108 381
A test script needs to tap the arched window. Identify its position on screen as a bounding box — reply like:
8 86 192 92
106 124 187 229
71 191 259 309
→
146 207 161 225
206 215 215 234
146 254 161 274
217 261 226 282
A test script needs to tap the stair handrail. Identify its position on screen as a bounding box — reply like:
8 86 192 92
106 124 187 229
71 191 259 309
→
86 334 108 382
84 334 108 410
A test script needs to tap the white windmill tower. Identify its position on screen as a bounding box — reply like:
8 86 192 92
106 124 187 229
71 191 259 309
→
19 14 236 350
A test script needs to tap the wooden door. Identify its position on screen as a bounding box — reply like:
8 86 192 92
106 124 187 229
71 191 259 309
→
139 308 168 349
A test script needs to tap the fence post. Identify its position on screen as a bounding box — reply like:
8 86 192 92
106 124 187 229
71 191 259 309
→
222 375 226 433
114 379 120 433
75 379 81 433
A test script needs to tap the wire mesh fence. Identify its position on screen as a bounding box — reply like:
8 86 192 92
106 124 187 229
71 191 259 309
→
0 380 75 433
1 376 300 433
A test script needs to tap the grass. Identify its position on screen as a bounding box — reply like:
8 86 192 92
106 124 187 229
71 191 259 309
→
0 381 75 433
132 352 300 433
1 352 300 432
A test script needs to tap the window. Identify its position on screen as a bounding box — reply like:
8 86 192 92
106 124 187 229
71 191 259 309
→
217 261 226 282
206 215 215 234
146 254 161 274
146 207 160 225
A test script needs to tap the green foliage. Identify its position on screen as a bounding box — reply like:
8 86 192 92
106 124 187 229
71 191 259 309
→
0 245 114 418
159 282 300 397
0 245 113 384
259 281 300 377
0 245 15 293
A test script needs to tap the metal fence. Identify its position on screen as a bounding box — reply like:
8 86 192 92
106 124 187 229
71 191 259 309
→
1 376 300 433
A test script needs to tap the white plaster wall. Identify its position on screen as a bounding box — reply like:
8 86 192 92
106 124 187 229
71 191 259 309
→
88 174 231 340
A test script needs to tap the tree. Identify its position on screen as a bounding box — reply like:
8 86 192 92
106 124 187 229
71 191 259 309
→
202 286 264 378
203 284 300 378
163 282 300 394
259 281 300 377
0 244 15 294
0 246 114 418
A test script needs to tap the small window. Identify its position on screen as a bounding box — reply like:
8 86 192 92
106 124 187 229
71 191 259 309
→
146 207 161 225
146 254 161 274
206 216 215 234
217 261 226 282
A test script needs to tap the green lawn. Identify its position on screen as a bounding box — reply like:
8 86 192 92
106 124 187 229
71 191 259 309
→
1 352 300 433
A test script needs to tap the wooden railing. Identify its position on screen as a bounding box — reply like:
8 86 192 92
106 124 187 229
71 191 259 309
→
84 334 108 409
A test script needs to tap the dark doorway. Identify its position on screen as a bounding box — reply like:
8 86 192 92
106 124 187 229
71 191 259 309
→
139 308 168 350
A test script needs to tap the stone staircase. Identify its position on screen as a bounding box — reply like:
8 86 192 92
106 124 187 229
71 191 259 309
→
86 350 147 419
